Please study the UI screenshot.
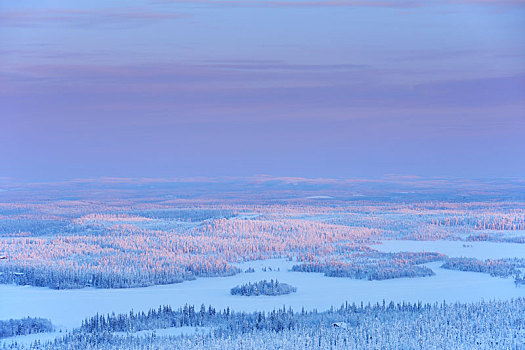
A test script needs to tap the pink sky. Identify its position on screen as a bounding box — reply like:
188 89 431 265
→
1 0 524 180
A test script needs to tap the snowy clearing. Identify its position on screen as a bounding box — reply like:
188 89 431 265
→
0 331 62 347
371 240 525 260
1 258 523 332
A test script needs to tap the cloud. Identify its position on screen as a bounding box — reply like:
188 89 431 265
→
154 0 525 8
200 61 367 71
0 61 379 96
2 62 524 112
2 61 524 144
154 0 423 8
0 8 188 28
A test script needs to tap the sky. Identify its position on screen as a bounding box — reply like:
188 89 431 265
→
1 0 524 181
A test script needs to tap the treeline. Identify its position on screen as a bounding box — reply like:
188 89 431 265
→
292 252 443 281
0 261 239 290
1 198 523 290
441 257 525 285
0 219 78 238
430 212 525 231
0 318 53 339
131 209 236 222
4 299 525 349
230 280 297 296
65 299 525 337
75 210 236 226
292 263 434 280
466 233 525 244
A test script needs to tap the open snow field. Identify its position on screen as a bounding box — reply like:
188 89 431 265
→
371 240 525 260
1 256 523 338
0 331 63 347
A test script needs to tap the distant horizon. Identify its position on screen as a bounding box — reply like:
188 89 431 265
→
2 173 525 185
2 174 524 203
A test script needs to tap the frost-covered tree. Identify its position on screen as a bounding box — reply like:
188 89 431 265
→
231 280 297 296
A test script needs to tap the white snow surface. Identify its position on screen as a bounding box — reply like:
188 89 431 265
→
1 257 524 332
371 240 525 260
0 331 62 347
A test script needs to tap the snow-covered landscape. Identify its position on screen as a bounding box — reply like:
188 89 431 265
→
0 179 524 348
2 0 524 347
2 257 523 335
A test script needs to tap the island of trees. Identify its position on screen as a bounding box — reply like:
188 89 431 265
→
231 280 297 296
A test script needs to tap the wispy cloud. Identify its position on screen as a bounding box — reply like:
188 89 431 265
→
200 61 367 71
154 0 525 7
0 8 188 28
153 0 420 8
2 61 523 134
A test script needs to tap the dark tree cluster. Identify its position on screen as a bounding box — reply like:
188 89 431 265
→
292 252 443 281
230 280 297 296
0 318 53 339
441 257 525 278
515 274 525 286
0 263 239 290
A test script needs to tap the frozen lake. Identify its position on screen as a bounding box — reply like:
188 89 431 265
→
371 240 525 260
1 257 523 335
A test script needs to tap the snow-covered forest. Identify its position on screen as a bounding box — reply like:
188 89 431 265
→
291 251 443 280
0 179 524 348
441 257 525 279
1 179 524 290
0 318 53 339
3 299 525 349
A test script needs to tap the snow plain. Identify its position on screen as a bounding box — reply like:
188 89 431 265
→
1 257 524 334
371 240 525 260
0 331 63 347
